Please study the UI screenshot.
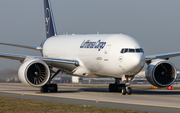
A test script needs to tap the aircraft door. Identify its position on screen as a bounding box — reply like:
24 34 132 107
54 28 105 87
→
104 45 111 61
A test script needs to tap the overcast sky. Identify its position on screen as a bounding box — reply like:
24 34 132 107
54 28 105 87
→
0 0 180 70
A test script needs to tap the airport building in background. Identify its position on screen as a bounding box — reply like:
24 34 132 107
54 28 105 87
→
1 70 180 84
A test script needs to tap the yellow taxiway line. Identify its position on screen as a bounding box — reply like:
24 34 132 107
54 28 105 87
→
1 84 180 100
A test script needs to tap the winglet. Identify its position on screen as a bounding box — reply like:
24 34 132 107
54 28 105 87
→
44 0 58 38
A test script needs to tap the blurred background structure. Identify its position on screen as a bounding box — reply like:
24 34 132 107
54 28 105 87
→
1 69 180 85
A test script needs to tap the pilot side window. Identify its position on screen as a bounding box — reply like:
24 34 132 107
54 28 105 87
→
140 48 144 53
120 49 124 53
135 49 141 53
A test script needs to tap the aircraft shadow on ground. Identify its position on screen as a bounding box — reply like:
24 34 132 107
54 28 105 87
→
35 91 81 94
2 90 38 92
4 87 180 95
48 87 180 95
132 90 180 95
37 87 109 93
79 87 180 95
56 90 81 93
69 87 180 95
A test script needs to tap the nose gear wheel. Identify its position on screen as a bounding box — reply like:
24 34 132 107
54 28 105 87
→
109 77 132 95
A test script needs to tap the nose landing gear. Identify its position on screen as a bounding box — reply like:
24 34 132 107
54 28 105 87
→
109 77 132 95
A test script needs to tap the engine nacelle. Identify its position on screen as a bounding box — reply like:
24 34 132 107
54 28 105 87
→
18 59 50 87
145 59 177 87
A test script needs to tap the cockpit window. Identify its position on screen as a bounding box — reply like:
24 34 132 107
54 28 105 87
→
124 49 128 53
140 48 144 53
135 49 141 53
120 49 124 53
120 48 144 54
129 49 135 52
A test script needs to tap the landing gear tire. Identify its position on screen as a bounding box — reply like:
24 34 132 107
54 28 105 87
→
127 87 132 95
40 84 48 93
109 84 118 92
109 83 132 95
109 84 113 92
121 87 126 95
40 84 58 93
49 84 58 92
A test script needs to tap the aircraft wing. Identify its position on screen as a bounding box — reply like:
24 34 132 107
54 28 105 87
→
0 42 42 51
145 52 180 61
0 52 79 72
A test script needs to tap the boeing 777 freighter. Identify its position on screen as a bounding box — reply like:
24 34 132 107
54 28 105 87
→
0 0 180 95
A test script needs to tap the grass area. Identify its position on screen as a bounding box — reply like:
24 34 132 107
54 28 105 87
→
0 97 151 113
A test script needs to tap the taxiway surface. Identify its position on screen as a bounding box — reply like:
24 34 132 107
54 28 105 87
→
0 83 180 113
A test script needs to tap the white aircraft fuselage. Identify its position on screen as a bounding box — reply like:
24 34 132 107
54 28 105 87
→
42 34 145 78
1 0 180 94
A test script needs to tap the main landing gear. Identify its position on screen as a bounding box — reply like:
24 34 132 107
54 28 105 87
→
109 78 132 95
40 84 58 93
40 69 62 93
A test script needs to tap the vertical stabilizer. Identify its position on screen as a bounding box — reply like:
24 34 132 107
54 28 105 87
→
44 0 57 38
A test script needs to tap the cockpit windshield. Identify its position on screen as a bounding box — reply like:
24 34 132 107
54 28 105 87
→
120 48 144 54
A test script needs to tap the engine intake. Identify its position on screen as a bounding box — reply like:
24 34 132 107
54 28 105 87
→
18 59 50 87
145 59 177 87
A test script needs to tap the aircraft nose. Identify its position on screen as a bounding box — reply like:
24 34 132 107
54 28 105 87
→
133 54 145 67
128 54 145 74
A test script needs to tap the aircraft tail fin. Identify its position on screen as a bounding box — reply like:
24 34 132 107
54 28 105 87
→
43 0 58 38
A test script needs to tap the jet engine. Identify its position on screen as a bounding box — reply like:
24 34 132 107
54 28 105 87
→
18 59 50 87
145 59 177 87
